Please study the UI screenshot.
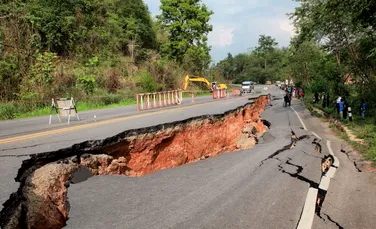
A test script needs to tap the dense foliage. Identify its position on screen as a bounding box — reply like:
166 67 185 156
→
158 0 213 74
214 35 289 84
0 0 213 103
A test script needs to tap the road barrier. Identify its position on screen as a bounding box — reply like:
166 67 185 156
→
232 89 241 96
49 97 80 124
212 89 227 99
137 90 182 111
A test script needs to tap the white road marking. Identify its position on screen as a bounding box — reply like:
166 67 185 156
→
326 140 334 156
311 131 322 140
291 111 340 229
319 176 331 191
326 167 337 179
297 188 318 229
291 106 308 130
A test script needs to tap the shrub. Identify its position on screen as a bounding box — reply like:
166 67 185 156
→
77 75 96 95
137 70 161 92
76 57 99 95
100 95 122 105
0 104 17 120
368 145 376 163
104 70 121 93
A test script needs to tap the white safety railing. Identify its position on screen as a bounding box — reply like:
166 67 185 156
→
137 90 183 111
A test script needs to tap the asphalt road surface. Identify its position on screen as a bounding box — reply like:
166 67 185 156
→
1 85 375 229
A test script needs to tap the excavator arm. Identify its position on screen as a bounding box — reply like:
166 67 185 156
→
183 75 227 91
183 75 211 90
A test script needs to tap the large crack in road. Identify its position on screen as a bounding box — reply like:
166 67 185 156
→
0 96 270 229
278 157 319 189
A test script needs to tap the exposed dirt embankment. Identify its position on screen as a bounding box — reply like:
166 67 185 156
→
0 95 268 229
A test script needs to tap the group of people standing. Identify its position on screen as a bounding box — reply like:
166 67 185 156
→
313 92 332 109
335 96 352 121
313 92 367 121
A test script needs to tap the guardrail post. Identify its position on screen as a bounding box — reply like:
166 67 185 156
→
136 94 140 111
162 92 165 106
153 93 156 108
167 91 170 105
140 94 144 110
159 92 162 107
146 93 150 109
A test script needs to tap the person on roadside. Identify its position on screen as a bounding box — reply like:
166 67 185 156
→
299 89 305 99
339 98 345 119
284 92 289 107
336 95 342 114
326 93 330 109
314 92 319 104
343 97 348 120
296 89 300 99
288 91 292 106
361 100 366 119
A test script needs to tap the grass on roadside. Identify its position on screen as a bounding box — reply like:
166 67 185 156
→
0 91 215 120
304 94 376 164
0 96 137 120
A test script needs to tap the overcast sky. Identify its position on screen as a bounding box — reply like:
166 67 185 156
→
144 0 299 63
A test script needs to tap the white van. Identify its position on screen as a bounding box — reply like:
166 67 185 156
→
241 81 254 93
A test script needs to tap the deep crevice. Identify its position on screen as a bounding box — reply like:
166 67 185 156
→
0 154 33 158
316 189 327 216
257 143 292 168
278 161 319 189
262 119 271 128
312 140 322 154
256 132 309 170
0 95 270 229
322 213 344 229
317 211 344 229
285 159 303 175
353 161 362 172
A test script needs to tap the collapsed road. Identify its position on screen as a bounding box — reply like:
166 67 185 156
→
0 85 375 229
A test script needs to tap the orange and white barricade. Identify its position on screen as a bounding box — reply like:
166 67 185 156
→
232 89 241 96
212 89 228 99
137 90 182 111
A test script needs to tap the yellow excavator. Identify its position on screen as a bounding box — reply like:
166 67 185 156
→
183 75 227 91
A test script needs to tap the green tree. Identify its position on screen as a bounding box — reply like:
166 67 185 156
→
76 56 98 95
255 35 278 69
157 0 213 73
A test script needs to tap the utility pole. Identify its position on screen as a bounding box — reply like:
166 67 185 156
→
127 38 139 63
127 38 139 76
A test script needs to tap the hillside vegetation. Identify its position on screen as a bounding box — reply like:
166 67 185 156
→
0 0 214 119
